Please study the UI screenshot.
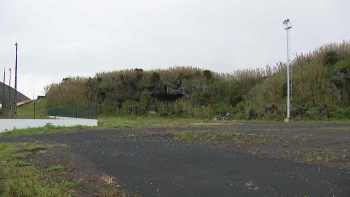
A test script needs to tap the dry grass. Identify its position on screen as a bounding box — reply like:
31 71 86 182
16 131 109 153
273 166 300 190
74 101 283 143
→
101 175 116 185
46 77 89 106
246 40 350 113
37 150 46 154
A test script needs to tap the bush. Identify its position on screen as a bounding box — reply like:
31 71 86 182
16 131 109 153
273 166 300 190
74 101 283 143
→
203 70 212 79
212 102 230 115
199 92 211 106
150 72 160 83
140 95 153 110
229 82 243 106
279 83 287 98
325 51 338 65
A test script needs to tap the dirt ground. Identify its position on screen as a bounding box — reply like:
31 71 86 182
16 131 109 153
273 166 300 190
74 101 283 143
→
1 122 350 196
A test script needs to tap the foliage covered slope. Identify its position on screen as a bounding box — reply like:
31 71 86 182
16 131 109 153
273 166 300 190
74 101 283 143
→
45 40 350 120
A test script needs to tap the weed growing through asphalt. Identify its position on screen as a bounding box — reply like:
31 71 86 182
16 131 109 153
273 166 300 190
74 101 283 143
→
25 144 46 151
102 175 116 185
14 161 31 167
283 143 290 147
59 181 80 188
47 165 66 172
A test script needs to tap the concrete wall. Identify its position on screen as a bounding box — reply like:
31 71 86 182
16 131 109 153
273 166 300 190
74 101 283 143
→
47 116 91 120
0 118 98 133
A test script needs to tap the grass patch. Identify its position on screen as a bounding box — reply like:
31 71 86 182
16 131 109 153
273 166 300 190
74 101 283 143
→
15 161 31 167
0 143 40 161
0 143 73 196
60 181 80 188
0 142 136 196
47 165 66 172
25 144 46 151
12 152 33 160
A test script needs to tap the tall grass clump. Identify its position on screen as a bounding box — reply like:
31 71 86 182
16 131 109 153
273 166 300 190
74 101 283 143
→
245 40 350 115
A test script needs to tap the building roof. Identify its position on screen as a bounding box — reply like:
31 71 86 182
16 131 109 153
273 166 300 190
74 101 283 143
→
17 99 33 107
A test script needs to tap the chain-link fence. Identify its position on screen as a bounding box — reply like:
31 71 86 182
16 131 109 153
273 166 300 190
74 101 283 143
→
48 103 97 119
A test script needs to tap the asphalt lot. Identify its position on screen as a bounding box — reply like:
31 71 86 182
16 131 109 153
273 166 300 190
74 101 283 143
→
1 122 349 197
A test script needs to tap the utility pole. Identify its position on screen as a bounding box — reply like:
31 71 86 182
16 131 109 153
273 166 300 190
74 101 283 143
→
9 68 11 111
2 68 5 107
283 19 292 122
14 42 18 118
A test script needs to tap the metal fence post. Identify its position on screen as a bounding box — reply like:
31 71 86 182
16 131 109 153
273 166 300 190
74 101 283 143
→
87 104 90 119
34 101 36 119
55 103 57 119
76 103 77 119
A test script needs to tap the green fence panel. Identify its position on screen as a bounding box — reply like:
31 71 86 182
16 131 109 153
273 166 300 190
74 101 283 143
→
48 103 97 119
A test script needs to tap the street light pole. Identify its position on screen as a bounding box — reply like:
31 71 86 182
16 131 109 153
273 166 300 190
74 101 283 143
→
2 67 5 107
283 19 292 121
14 42 18 118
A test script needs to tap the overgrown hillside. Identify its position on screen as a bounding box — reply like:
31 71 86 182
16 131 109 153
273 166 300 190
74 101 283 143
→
45 41 350 121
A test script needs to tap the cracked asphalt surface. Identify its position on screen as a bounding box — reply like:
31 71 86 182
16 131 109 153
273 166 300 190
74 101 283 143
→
1 122 349 196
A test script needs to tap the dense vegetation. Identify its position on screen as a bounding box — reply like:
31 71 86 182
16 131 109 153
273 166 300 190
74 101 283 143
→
44 41 350 121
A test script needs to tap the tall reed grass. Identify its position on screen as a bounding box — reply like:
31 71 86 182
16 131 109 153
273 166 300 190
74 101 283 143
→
45 40 350 118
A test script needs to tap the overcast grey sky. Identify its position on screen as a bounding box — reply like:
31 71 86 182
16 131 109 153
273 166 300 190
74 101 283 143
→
0 0 349 99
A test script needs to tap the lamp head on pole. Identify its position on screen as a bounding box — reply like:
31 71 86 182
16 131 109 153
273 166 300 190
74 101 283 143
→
283 19 292 30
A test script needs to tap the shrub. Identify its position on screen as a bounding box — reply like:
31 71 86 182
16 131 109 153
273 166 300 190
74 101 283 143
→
279 83 287 98
199 92 211 106
325 51 338 65
140 95 153 110
203 70 212 79
213 102 230 115
150 72 160 83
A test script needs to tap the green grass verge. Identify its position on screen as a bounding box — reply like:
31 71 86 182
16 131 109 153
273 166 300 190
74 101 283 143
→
0 143 76 196
1 115 348 138
0 142 135 197
0 116 240 138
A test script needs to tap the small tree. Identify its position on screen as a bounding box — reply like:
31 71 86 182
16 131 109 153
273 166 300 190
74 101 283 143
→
151 72 160 84
203 70 212 80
